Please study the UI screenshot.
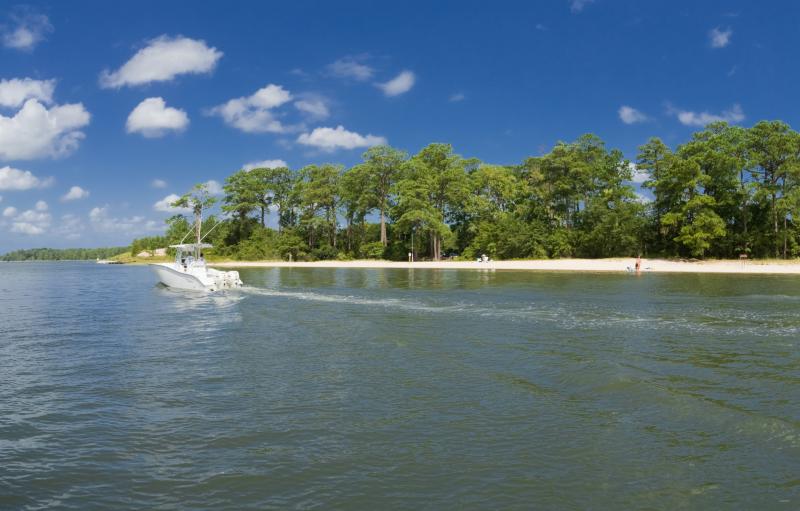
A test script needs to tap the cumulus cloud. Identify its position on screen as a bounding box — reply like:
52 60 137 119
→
89 206 161 235
618 105 648 124
204 180 223 196
54 213 84 239
709 27 732 49
449 93 466 103
628 162 649 184
569 0 595 13
151 179 167 188
126 97 189 137
0 166 53 190
0 99 91 160
377 70 416 97
2 10 52 51
243 159 287 170
208 84 294 133
294 98 330 120
297 125 386 151
326 56 374 81
153 193 191 213
671 103 745 127
100 35 223 88
62 185 89 201
8 205 51 235
0 78 55 108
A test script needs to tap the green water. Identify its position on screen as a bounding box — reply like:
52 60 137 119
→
1 263 798 509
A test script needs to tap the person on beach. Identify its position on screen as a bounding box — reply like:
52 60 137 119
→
635 255 641 273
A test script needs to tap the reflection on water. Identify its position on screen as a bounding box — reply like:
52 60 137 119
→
1 263 799 509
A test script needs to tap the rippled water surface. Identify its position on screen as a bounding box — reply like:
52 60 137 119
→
1 262 799 509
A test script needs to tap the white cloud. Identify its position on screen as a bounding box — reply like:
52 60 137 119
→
377 70 416 97
11 221 45 235
208 84 294 133
151 178 167 188
205 180 223 196
126 97 189 137
0 166 53 190
100 35 223 88
9 206 51 235
709 27 732 49
89 205 162 235
153 193 191 213
0 78 55 108
62 185 89 201
294 98 330 120
3 206 17 217
634 192 653 204
326 56 374 81
2 11 52 51
618 105 648 124
297 125 386 151
629 162 649 184
0 99 91 160
570 0 595 13
449 93 466 103
55 213 83 239
243 159 287 170
672 104 745 127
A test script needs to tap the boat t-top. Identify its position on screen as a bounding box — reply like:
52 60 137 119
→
149 188 242 292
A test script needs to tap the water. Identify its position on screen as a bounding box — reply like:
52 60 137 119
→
1 262 798 509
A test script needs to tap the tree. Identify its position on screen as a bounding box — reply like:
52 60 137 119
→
397 143 469 260
296 164 342 251
223 169 260 223
361 145 407 246
339 164 373 253
747 121 800 258
172 182 218 248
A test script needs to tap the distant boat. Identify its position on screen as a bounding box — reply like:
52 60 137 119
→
96 258 122 265
149 204 242 292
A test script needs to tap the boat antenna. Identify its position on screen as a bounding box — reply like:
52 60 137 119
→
199 215 226 243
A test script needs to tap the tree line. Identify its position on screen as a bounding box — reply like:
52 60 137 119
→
132 120 800 261
1 247 129 261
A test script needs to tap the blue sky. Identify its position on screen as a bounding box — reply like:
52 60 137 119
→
0 0 797 249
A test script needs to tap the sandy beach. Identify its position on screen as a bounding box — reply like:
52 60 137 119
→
211 258 800 274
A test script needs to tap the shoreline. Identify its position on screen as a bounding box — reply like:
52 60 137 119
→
210 258 800 275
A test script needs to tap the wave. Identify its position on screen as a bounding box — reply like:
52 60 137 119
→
238 286 800 338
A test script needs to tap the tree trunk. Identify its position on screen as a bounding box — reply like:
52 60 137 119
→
261 206 265 227
773 192 779 258
784 215 788 259
346 216 353 252
380 205 387 246
739 169 747 253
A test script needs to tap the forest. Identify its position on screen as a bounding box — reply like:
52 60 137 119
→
131 120 800 261
1 247 129 261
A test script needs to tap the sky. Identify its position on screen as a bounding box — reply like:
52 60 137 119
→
1 0 798 250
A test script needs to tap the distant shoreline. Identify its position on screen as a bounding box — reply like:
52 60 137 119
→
210 258 800 275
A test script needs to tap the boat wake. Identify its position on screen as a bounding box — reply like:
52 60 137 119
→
238 286 800 338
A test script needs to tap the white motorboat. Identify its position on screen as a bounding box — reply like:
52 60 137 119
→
150 243 242 292
149 192 242 292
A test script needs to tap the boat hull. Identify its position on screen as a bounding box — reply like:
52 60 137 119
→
150 263 211 291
